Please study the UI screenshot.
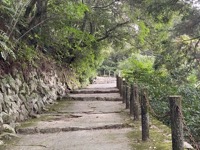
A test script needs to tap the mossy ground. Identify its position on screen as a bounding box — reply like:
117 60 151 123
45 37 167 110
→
0 136 20 150
126 115 172 150
1 98 73 150
2 98 186 150
17 98 72 129
46 98 72 113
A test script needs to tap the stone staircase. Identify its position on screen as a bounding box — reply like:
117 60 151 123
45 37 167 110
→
5 77 134 150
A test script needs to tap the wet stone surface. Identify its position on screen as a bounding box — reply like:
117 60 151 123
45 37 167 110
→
9 129 133 150
5 77 135 150
69 93 122 101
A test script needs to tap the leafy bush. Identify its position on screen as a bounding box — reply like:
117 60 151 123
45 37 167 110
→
0 30 15 60
119 54 200 140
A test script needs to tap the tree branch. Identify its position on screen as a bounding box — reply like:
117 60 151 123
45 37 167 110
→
81 12 88 32
16 18 48 42
92 1 116 9
24 0 37 18
96 21 130 42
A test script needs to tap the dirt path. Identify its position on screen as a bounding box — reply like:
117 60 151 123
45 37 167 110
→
5 77 136 150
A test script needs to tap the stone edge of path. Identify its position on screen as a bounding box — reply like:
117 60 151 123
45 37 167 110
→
16 123 133 134
67 97 122 101
70 90 119 94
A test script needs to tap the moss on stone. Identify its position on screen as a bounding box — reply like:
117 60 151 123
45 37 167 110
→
47 98 72 113
0 136 20 150
16 98 72 129
16 115 50 129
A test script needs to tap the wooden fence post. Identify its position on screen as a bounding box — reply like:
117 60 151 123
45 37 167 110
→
123 81 127 103
116 75 119 89
130 85 134 115
169 96 184 150
126 86 130 109
132 85 140 120
120 78 123 97
119 77 122 96
141 88 149 141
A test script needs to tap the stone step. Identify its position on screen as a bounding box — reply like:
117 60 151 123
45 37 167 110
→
70 88 119 94
10 128 133 150
86 83 116 89
47 101 124 114
16 113 127 134
92 77 116 84
17 123 132 134
68 93 122 101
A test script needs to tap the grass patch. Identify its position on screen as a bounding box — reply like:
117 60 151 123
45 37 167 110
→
106 134 117 141
17 115 51 129
17 98 73 129
47 99 73 113
1 98 73 150
0 136 20 150
127 116 172 150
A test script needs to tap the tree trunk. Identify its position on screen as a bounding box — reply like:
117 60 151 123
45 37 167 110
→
24 0 37 19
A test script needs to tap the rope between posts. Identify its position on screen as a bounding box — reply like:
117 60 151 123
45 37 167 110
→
144 92 170 119
120 80 200 149
144 90 199 149
177 106 200 150
122 85 131 88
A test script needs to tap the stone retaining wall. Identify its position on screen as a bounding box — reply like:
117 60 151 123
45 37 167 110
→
0 70 75 128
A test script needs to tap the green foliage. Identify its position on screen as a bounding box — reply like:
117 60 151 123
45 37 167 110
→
72 50 98 84
1 0 200 140
48 1 89 20
0 30 15 60
154 35 200 85
137 21 150 45
119 53 200 140
98 42 135 76
0 0 137 82
17 42 38 63
178 84 200 138
119 54 154 83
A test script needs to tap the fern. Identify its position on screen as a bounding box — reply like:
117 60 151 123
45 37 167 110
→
0 30 16 60
0 0 32 60
8 0 31 38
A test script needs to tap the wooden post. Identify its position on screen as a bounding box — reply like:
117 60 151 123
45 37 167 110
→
141 88 149 141
126 86 130 109
130 84 139 120
119 77 122 95
122 81 127 103
169 96 184 150
130 85 133 115
118 76 120 89
116 75 119 89
120 78 123 97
